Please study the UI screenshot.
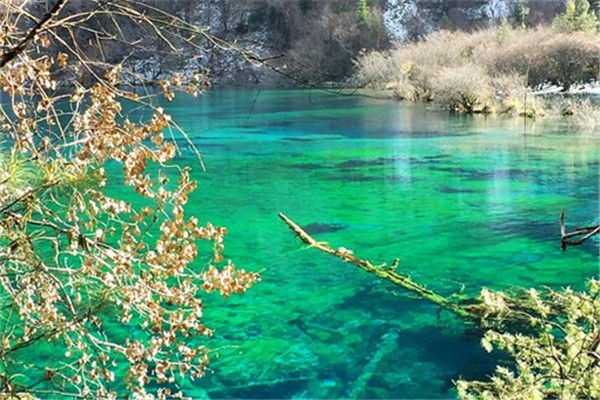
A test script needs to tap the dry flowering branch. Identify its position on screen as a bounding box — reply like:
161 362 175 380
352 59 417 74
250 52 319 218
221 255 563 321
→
0 1 259 399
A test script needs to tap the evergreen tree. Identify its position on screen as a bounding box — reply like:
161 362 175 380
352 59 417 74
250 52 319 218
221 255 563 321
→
552 0 599 32
358 0 370 26
513 0 530 28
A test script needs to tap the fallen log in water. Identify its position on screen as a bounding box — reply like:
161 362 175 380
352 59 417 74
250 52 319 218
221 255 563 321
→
277 212 570 328
278 212 472 319
279 212 600 396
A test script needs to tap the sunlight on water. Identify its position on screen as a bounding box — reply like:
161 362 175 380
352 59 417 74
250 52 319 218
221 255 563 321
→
122 89 598 398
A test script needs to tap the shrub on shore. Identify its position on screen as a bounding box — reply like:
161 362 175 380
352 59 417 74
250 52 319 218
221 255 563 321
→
430 63 494 113
354 26 600 115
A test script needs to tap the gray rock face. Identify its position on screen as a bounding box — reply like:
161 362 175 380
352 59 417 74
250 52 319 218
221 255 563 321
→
382 0 565 42
383 0 517 42
122 1 281 86
383 0 434 42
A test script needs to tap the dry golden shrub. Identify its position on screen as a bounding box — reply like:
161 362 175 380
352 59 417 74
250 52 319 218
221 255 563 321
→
355 26 600 113
430 63 494 113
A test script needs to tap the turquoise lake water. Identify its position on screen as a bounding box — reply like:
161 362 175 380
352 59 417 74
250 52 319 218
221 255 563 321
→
142 88 600 399
120 89 598 398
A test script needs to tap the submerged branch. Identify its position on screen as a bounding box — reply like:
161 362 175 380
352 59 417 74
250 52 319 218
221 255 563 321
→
279 212 600 397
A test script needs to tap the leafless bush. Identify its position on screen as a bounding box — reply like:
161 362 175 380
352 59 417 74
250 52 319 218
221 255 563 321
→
431 63 494 112
491 28 600 91
542 96 600 131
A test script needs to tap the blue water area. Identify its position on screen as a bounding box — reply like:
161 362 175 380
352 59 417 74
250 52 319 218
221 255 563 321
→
119 88 599 398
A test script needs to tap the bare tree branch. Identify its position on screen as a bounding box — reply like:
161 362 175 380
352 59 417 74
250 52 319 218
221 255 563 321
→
560 210 599 251
0 0 70 68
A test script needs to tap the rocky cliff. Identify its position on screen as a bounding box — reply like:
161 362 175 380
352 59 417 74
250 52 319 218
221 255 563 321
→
382 0 565 41
117 0 568 86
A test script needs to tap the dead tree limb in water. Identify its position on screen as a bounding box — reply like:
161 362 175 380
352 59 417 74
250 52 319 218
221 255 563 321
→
278 212 473 319
279 212 600 393
278 212 587 329
560 210 599 251
279 213 510 323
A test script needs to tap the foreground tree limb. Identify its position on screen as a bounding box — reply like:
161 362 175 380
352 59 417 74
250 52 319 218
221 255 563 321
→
0 2 262 398
0 0 70 68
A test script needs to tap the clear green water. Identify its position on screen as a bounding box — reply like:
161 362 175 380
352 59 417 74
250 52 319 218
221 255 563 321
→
114 89 600 398
147 89 599 399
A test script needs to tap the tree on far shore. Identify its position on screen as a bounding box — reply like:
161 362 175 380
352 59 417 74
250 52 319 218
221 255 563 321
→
552 0 599 32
